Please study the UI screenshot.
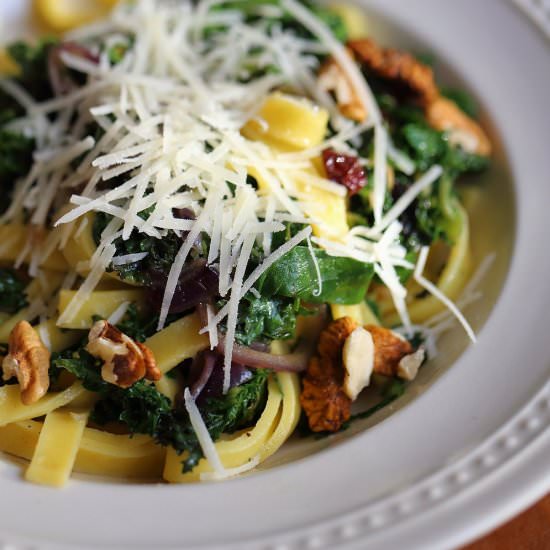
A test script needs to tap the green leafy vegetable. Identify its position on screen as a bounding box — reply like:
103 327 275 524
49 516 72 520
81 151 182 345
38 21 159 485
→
441 87 479 118
258 245 374 304
0 269 28 313
51 347 269 472
3 39 57 108
93 212 185 285
235 294 303 345
0 130 35 186
209 0 347 42
0 40 56 200
115 303 159 342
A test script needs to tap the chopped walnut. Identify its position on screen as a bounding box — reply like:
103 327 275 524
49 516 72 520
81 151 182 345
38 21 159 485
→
397 347 426 381
347 39 491 157
301 317 358 432
342 326 375 401
301 318 422 432
2 320 50 405
86 320 161 388
364 325 414 377
426 97 492 156
348 38 439 107
319 55 367 122
317 316 358 362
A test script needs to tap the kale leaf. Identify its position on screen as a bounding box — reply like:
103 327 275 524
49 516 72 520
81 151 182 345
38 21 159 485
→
208 0 347 42
0 269 28 313
93 212 185 285
0 40 56 199
2 39 57 112
257 245 374 304
51 346 269 473
401 122 489 178
0 130 35 186
115 303 159 343
235 294 303 345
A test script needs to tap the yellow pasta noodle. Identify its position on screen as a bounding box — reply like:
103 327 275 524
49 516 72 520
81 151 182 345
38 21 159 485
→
331 302 380 326
145 313 209 374
0 384 87 426
0 224 68 271
0 420 165 480
257 373 301 461
57 288 146 329
163 374 287 482
384 207 472 326
25 409 89 487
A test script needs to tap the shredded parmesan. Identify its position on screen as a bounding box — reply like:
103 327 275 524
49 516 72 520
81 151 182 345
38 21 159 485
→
200 455 260 481
0 0 478 397
414 247 477 343
107 301 131 325
183 388 225 476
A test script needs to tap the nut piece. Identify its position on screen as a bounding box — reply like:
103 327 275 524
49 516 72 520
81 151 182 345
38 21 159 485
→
347 39 491 157
348 38 439 107
364 325 414 377
317 316 358 362
86 320 161 388
2 320 50 405
426 97 492 156
319 54 367 122
301 317 358 432
397 348 426 381
342 326 375 401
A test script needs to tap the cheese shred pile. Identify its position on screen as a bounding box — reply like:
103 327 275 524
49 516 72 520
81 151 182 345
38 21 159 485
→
1 0 474 397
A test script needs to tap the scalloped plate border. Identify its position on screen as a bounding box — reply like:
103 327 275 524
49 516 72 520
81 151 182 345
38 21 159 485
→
232 379 550 550
512 0 550 38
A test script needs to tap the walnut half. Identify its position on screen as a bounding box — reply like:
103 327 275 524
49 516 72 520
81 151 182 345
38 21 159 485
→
2 320 50 405
86 320 161 388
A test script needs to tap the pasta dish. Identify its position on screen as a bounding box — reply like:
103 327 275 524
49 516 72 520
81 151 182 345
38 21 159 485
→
0 0 491 485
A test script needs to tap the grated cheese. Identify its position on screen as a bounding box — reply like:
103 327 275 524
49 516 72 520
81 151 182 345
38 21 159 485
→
183 388 226 476
414 247 476 343
0 0 475 396
200 455 260 482
107 301 131 325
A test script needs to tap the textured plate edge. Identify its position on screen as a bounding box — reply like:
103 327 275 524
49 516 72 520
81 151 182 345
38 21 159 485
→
0 1 549 550
2 379 550 550
511 0 550 39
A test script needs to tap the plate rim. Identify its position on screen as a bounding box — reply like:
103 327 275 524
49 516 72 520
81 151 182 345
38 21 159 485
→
0 1 550 549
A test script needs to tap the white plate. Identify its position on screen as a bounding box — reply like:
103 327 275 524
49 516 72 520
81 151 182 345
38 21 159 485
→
1 1 549 549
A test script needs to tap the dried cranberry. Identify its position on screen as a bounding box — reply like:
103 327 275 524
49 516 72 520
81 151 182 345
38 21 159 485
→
322 148 367 196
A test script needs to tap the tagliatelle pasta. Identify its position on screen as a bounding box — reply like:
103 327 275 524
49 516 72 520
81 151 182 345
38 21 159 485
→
0 0 493 486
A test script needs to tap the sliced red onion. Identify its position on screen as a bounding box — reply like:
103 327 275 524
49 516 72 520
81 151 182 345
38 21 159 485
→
214 308 327 373
147 260 219 314
189 351 216 399
48 42 99 96
172 207 195 220
187 350 252 405
217 339 311 372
